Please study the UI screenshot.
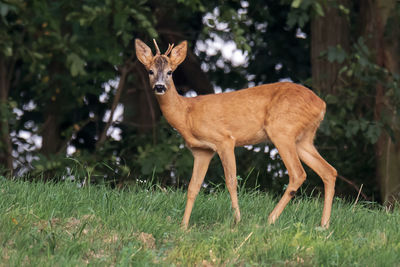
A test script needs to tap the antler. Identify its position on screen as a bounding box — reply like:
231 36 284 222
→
153 39 161 55
165 43 175 56
153 39 174 56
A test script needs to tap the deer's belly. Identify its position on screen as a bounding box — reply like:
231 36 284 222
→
184 128 268 151
234 129 269 147
184 135 218 151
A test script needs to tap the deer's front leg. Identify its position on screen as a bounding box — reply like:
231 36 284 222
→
181 148 215 229
217 144 241 224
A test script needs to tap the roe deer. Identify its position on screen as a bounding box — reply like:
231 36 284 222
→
135 39 337 229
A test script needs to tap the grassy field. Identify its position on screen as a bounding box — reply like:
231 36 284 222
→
0 178 399 266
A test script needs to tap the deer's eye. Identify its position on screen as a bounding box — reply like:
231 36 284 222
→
149 70 154 75
167 71 172 76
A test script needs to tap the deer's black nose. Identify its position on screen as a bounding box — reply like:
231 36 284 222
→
154 84 166 94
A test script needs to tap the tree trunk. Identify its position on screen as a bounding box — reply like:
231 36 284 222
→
40 106 63 156
0 57 13 176
40 61 65 157
122 61 160 136
360 0 400 205
311 0 350 94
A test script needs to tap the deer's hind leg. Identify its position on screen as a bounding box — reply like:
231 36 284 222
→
296 127 337 228
267 128 307 224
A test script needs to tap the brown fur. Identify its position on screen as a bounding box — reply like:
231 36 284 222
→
135 39 337 229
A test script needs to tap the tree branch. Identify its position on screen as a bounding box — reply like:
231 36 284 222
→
337 174 370 200
96 58 136 149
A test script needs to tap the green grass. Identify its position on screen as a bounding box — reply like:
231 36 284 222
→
0 178 399 266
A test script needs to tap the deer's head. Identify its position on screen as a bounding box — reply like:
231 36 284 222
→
135 39 187 95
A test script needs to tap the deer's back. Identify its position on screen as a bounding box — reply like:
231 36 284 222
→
185 82 325 147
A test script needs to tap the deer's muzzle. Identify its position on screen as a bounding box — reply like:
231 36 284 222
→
154 84 166 95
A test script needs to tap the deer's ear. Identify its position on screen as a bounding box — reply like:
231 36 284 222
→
170 41 187 70
135 39 153 67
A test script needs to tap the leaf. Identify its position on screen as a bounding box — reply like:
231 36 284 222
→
339 65 348 75
346 69 353 77
358 56 368 67
0 3 16 17
4 46 12 57
325 94 338 104
338 4 350 15
287 14 297 28
366 123 381 144
32 52 44 59
291 0 302 8
313 2 325 17
359 119 368 131
326 46 347 63
170 145 179 152
346 120 359 137
66 53 86 77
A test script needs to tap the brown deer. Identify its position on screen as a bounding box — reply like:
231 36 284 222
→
135 39 337 229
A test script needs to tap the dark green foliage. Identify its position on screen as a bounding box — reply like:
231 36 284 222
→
315 36 400 200
1 0 400 201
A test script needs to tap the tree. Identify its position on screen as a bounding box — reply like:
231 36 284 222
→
360 0 400 205
0 1 34 175
0 52 13 174
311 0 350 94
304 0 400 202
0 0 157 177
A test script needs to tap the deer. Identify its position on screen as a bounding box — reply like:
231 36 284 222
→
135 38 337 230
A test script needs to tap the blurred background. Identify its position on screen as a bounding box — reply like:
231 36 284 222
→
1 0 399 205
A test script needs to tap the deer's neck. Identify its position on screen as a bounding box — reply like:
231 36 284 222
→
156 85 189 132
